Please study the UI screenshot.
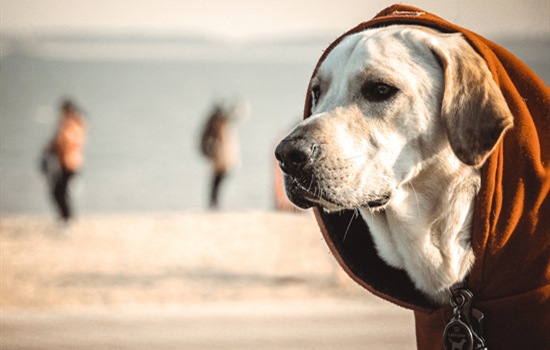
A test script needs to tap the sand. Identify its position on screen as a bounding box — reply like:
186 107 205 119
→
1 211 416 349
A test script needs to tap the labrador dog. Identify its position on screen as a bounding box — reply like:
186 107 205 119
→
275 25 513 305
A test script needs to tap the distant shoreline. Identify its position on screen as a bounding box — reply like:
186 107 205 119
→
1 33 548 66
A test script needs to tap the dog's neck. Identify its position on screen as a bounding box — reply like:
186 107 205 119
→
359 148 480 305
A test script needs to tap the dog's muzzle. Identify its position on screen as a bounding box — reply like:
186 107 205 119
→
275 135 392 210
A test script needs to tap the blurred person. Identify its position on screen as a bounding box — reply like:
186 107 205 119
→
199 99 247 209
41 99 87 221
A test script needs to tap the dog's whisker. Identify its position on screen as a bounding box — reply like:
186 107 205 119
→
306 175 315 193
344 153 368 161
343 208 359 242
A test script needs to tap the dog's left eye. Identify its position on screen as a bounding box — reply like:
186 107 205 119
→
311 85 321 105
361 82 398 102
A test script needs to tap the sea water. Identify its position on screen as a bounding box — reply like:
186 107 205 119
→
1 35 548 215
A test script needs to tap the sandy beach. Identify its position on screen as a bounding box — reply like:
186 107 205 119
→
1 211 416 349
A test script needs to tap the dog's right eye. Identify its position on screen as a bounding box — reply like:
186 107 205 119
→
311 85 321 104
362 82 398 102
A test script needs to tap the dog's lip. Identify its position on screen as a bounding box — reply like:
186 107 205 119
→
365 193 391 208
305 196 345 211
285 172 392 210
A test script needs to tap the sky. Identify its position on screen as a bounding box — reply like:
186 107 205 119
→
1 0 549 40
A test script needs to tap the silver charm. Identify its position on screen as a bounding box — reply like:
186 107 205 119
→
444 296 474 350
444 288 487 350
444 317 474 350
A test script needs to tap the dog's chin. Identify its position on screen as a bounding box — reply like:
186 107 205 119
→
282 183 316 210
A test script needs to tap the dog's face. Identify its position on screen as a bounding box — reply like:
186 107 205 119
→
275 25 512 212
276 26 446 211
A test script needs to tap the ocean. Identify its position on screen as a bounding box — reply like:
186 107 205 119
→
1 35 548 215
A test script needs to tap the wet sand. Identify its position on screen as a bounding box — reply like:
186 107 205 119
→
1 212 416 349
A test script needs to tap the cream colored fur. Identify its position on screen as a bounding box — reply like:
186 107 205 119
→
284 25 513 305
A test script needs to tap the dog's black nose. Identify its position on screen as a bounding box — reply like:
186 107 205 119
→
275 137 317 175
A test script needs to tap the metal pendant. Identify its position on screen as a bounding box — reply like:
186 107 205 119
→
444 288 488 350
444 317 474 350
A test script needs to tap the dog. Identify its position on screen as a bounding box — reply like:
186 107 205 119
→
275 24 513 306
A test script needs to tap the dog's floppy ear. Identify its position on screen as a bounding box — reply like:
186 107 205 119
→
430 34 514 166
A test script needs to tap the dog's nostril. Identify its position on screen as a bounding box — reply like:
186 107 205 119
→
287 148 311 164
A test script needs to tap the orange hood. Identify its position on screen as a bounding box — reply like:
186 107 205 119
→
303 5 550 349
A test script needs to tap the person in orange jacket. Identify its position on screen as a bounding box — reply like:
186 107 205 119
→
42 100 87 221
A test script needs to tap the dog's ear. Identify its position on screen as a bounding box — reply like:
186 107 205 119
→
430 34 514 166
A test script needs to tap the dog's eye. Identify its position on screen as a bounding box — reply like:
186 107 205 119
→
362 82 398 102
311 85 321 104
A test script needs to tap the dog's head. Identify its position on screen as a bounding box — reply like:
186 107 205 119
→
275 25 513 211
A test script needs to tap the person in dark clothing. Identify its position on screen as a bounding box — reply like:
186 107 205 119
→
199 100 247 209
41 100 86 221
53 169 74 220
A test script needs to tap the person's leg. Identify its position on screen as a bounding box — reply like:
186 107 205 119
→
210 170 226 209
54 170 74 221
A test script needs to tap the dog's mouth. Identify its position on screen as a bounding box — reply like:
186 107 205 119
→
284 173 392 212
307 192 392 212
365 193 391 209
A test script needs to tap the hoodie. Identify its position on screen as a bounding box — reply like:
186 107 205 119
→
303 5 550 349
